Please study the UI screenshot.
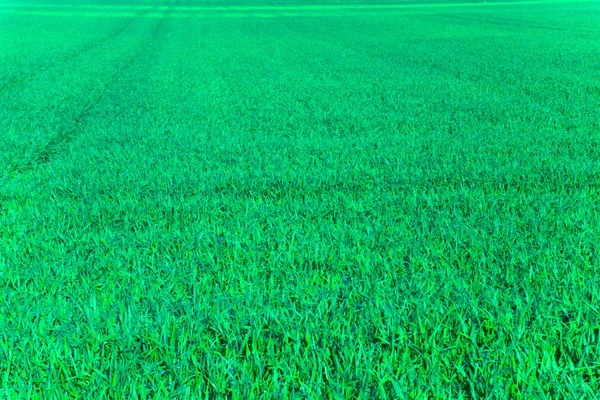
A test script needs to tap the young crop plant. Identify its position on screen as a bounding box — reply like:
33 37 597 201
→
1 0 599 398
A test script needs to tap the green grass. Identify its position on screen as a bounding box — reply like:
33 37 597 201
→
1 0 600 398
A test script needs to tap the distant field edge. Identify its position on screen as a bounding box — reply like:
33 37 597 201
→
0 0 596 13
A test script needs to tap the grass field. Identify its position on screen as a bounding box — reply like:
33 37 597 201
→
1 0 600 398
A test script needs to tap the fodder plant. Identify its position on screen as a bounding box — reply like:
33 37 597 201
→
1 0 599 398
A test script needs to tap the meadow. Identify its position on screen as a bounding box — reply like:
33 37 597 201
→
1 0 600 397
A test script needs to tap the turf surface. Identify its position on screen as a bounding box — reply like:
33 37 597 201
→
1 0 600 398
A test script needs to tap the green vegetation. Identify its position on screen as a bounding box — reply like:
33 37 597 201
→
1 0 599 397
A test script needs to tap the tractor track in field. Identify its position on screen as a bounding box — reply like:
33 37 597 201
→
10 0 177 173
424 12 573 33
0 4 159 95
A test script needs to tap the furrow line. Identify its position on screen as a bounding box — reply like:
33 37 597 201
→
0 4 157 94
10 1 175 173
